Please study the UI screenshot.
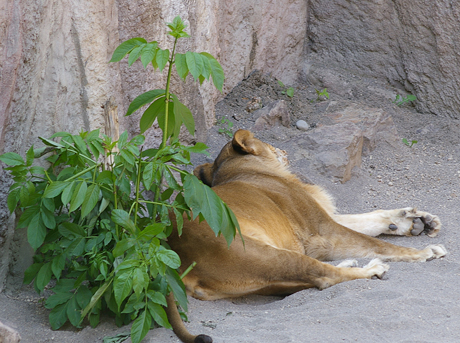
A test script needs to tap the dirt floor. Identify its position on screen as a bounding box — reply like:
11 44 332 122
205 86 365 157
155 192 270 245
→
1 69 460 343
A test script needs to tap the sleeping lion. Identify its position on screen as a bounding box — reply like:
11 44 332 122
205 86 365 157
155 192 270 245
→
164 130 446 343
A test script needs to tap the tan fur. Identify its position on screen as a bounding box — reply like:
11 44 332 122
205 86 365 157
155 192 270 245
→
166 130 446 342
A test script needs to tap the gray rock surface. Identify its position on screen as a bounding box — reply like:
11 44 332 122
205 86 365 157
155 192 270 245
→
253 100 290 131
289 122 363 183
306 0 460 119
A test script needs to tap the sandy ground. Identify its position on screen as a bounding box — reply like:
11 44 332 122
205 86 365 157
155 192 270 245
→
1 71 460 343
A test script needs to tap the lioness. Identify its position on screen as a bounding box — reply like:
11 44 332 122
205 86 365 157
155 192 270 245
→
165 130 446 343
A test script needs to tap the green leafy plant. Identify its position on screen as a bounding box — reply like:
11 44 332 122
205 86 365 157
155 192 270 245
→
277 80 295 98
315 88 329 101
393 94 417 106
402 138 418 148
217 118 234 138
0 16 238 343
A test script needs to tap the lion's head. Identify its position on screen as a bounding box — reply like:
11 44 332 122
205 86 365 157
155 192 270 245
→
194 130 289 187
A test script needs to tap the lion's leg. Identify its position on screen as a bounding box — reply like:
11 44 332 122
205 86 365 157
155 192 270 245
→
309 221 447 263
175 232 388 300
333 207 441 237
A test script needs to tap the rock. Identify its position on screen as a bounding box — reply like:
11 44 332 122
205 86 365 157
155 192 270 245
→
296 120 310 131
245 96 262 112
289 122 363 183
0 321 21 343
253 100 290 131
323 102 399 155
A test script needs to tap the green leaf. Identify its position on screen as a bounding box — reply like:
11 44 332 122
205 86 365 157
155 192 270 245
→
67 296 82 327
142 162 156 190
174 53 189 80
28 214 47 250
97 170 115 184
114 269 135 308
0 152 24 166
141 42 158 68
45 291 73 309
113 238 136 257
26 146 35 166
201 52 225 92
147 290 167 307
51 253 66 280
30 166 46 175
183 174 238 246
36 262 52 292
156 49 170 72
117 131 128 149
165 268 188 312
81 279 113 319
132 268 149 297
61 181 76 205
39 136 64 148
171 94 195 135
148 302 171 329
110 38 147 63
111 209 136 234
156 100 175 139
286 87 294 97
185 51 203 80
58 222 86 238
17 205 40 228
43 181 68 198
128 44 146 66
137 224 165 241
41 207 56 229
69 181 88 212
81 184 101 218
139 96 166 133
173 208 184 236
130 309 152 343
76 286 93 309
49 303 68 330
7 188 20 213
200 53 212 80
23 263 43 285
157 249 181 269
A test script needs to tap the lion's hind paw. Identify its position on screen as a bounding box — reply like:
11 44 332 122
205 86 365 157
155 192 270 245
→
364 258 390 279
423 244 447 261
337 259 358 268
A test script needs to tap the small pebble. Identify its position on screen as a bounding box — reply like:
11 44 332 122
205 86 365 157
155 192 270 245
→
296 120 310 131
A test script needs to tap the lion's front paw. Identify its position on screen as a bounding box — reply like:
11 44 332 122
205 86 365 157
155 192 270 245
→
422 244 447 261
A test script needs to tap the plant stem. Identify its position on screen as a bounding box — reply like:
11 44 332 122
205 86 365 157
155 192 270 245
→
64 164 99 182
162 37 178 148
133 150 143 227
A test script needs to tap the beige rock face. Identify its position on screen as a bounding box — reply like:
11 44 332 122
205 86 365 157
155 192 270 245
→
0 0 307 290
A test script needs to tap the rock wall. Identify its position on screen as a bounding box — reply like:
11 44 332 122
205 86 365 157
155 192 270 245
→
0 0 307 290
306 0 460 119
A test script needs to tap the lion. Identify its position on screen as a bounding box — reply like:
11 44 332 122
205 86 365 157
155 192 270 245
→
164 130 446 343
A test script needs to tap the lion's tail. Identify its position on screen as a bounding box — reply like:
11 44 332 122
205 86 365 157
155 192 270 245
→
165 292 213 343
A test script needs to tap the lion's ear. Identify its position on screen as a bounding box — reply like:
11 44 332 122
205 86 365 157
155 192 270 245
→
232 130 260 155
193 163 214 186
